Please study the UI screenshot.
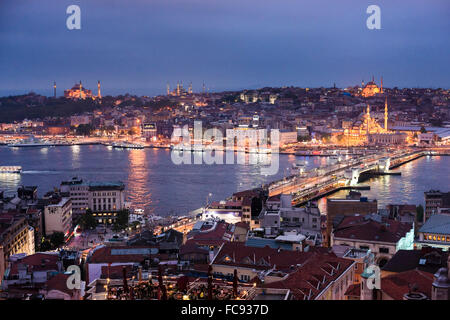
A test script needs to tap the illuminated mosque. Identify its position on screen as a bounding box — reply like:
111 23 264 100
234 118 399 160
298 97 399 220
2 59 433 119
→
167 81 193 96
360 76 383 97
64 81 102 100
343 97 406 146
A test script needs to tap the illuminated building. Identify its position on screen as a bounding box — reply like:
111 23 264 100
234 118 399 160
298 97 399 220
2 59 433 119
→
167 81 192 96
97 80 102 100
60 178 126 224
44 197 72 237
360 76 383 97
141 122 157 139
343 99 405 145
0 214 35 281
64 81 94 100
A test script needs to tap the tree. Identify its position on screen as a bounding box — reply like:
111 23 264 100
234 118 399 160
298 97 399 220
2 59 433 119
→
128 127 138 135
416 205 424 223
39 238 52 252
76 123 95 136
49 232 65 248
420 126 427 134
80 209 98 230
298 135 311 142
113 209 129 231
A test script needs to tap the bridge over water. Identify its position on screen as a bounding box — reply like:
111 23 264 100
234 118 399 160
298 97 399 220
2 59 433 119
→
266 149 432 206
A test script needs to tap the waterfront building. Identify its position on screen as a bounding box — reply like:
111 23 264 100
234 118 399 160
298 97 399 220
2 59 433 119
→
331 214 414 267
416 214 450 251
89 182 126 224
279 130 298 146
424 190 450 222
141 122 157 139
60 178 126 224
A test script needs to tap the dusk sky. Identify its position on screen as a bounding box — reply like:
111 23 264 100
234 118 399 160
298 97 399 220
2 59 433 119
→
0 0 449 97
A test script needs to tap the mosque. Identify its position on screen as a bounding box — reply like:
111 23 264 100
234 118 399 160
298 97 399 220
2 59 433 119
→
360 76 383 97
63 81 102 100
343 97 407 146
167 81 193 96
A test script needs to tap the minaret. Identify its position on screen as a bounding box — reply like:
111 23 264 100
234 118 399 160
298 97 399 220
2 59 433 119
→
188 82 193 94
97 80 102 99
166 83 170 96
79 81 82 99
53 81 56 98
176 82 180 96
384 97 388 131
366 104 371 133
202 82 206 94
380 76 383 94
361 80 365 88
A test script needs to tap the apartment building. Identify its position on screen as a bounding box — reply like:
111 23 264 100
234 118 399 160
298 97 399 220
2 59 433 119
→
0 213 35 281
44 197 72 237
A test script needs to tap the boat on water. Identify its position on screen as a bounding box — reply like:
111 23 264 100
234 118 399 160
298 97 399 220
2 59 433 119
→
291 160 307 175
111 141 144 149
8 138 51 148
0 166 22 174
247 147 272 154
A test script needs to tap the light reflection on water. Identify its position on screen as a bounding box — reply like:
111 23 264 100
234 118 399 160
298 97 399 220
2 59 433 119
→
0 145 448 216
322 155 450 213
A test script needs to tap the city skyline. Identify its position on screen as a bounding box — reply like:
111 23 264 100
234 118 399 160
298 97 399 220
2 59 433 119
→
0 0 449 97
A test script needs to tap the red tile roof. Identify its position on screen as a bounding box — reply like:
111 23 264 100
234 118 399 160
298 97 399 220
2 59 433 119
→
344 283 361 297
88 246 158 264
265 252 354 300
9 253 60 276
233 190 259 198
186 221 234 247
44 273 76 296
100 265 133 279
334 216 412 243
381 270 433 300
212 242 315 272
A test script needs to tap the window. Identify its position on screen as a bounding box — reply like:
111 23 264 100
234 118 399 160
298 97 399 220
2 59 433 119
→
379 247 389 254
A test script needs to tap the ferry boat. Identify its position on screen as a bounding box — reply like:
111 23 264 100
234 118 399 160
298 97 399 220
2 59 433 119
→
8 138 51 148
111 142 144 149
0 166 22 174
